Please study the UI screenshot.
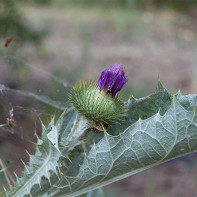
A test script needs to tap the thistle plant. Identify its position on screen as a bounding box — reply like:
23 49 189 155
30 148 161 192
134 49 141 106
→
69 64 128 128
4 64 197 197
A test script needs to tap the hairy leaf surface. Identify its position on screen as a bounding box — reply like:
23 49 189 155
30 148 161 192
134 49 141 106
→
6 123 61 197
7 83 197 197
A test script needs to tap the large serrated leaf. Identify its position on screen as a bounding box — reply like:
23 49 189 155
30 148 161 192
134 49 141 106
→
80 188 104 197
41 97 197 196
6 123 61 197
6 109 89 197
7 83 197 197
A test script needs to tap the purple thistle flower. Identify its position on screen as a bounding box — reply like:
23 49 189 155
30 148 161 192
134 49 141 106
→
97 64 128 97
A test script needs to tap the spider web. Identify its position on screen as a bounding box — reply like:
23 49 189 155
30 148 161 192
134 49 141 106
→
0 55 71 191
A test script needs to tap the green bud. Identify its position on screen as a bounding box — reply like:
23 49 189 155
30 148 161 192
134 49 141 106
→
69 81 126 127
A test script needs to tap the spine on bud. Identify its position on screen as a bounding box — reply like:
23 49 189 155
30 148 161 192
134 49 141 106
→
69 81 126 126
69 64 128 129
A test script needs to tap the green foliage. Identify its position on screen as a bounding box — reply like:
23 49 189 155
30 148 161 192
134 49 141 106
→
0 0 43 44
6 82 197 197
57 0 197 11
81 188 104 197
6 122 61 197
29 0 52 5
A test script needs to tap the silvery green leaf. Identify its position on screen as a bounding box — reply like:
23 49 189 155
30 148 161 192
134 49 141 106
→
80 188 104 197
6 122 61 197
7 82 197 197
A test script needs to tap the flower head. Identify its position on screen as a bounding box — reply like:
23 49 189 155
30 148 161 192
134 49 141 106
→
97 64 127 97
69 81 125 126
69 64 128 128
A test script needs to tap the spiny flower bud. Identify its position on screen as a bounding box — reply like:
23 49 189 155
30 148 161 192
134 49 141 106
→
69 65 127 128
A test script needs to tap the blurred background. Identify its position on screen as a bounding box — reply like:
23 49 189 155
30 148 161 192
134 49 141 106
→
0 0 197 196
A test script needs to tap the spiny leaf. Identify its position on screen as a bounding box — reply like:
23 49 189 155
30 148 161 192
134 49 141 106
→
7 82 197 197
6 122 61 197
80 188 104 197
107 81 172 135
7 109 89 197
42 95 197 197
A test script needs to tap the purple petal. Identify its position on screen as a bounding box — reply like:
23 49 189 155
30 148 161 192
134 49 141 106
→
111 76 128 97
97 64 127 97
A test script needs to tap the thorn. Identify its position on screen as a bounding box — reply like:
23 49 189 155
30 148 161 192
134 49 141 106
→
157 78 164 90
177 89 181 96
81 142 88 154
67 157 72 164
25 150 31 157
29 140 37 146
3 186 7 192
50 115 55 125
38 116 44 126
63 107 68 114
57 167 62 180
56 147 61 155
93 139 96 146
20 159 26 167
61 160 67 168
0 124 7 128
52 113 55 120
130 94 136 100
13 172 18 179
127 96 131 103
34 130 40 139
48 174 52 186
0 158 15 188
63 163 68 170
39 183 42 190
157 74 160 82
